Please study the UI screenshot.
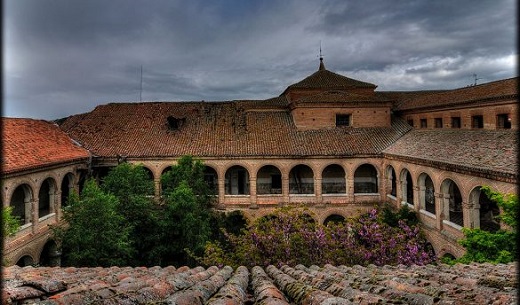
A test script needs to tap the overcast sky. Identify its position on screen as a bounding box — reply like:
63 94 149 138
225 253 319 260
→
4 0 517 120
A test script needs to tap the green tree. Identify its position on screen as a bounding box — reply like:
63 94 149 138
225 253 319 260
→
445 187 517 264
101 163 162 265
160 155 214 266
53 179 133 267
2 206 20 237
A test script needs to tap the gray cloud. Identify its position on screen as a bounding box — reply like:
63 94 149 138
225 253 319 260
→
4 0 517 120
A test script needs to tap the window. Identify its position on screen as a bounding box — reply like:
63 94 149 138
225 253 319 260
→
336 114 351 126
420 119 427 128
471 115 484 128
434 118 443 128
407 119 414 127
496 114 511 129
451 117 461 128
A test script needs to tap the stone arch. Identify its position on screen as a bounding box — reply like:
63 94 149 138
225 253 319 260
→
289 164 314 194
385 165 397 197
160 166 174 195
256 165 282 195
38 177 57 219
16 255 34 267
400 168 414 206
418 173 436 214
10 184 33 225
61 173 75 208
353 163 378 193
141 166 155 181
322 164 346 194
39 240 61 267
225 165 250 195
469 186 500 232
441 179 463 227
323 214 346 225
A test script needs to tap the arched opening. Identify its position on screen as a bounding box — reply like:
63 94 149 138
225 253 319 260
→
77 169 88 195
257 165 282 195
141 166 154 181
400 169 414 205
61 173 74 208
38 178 56 219
39 240 61 267
160 166 173 195
289 165 314 194
322 164 346 194
204 166 218 195
10 184 33 225
470 186 500 232
441 179 463 227
225 165 250 195
419 173 435 214
386 166 396 197
324 214 345 226
354 164 378 193
16 255 34 267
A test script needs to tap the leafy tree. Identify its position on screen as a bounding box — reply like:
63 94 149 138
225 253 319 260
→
159 155 214 266
101 163 162 265
53 179 133 267
445 187 517 265
2 206 20 236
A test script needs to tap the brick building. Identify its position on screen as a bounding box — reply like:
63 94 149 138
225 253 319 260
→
2 59 517 266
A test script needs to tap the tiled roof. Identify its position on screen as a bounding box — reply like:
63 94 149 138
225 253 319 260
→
58 102 411 158
383 129 518 177
1 118 90 175
297 90 390 104
3 263 517 304
394 77 518 111
282 68 376 94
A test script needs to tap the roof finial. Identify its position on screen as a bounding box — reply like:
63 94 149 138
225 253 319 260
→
318 41 325 71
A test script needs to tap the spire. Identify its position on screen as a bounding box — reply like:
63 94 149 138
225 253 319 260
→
319 56 325 71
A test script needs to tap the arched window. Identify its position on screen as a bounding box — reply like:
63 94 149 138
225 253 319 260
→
257 165 282 195
386 166 396 197
39 178 56 218
61 173 74 208
354 164 378 193
322 164 346 194
39 240 61 267
225 166 250 195
419 173 435 214
289 165 314 194
324 214 345 226
10 184 33 225
470 186 500 232
400 169 414 205
441 179 463 227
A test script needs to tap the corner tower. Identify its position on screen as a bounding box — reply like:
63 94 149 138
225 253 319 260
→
282 59 392 130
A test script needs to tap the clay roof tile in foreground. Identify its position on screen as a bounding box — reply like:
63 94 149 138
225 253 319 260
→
1 118 90 175
2 263 517 304
59 101 411 159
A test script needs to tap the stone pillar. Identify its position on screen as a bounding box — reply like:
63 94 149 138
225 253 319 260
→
315 173 322 205
55 190 62 221
249 174 258 209
462 201 472 229
346 171 355 203
31 199 38 233
435 192 444 230
413 186 420 212
218 177 226 208
282 174 290 204
154 178 161 201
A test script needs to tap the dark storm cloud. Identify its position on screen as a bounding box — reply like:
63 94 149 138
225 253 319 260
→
4 0 517 120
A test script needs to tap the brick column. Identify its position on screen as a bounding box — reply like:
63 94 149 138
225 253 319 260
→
314 172 322 205
218 177 226 208
55 190 62 220
413 186 420 212
31 199 38 233
249 174 258 209
462 201 472 229
154 178 161 201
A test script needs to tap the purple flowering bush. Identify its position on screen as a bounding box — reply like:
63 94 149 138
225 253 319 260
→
200 207 436 268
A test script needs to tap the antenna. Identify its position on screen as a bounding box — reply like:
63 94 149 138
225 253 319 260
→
139 65 143 102
472 73 482 86
319 40 323 60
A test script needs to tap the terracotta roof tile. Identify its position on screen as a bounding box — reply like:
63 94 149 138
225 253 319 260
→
394 77 518 111
1 118 90 175
59 102 410 158
2 263 517 304
384 129 518 176
282 68 377 94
